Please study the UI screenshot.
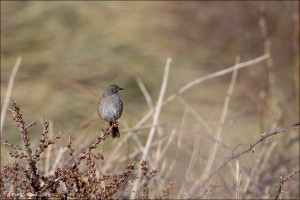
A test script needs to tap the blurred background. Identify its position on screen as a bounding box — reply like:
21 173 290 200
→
1 1 299 199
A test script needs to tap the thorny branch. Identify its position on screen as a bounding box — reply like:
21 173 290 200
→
208 122 299 183
274 169 300 200
189 121 300 197
40 129 111 192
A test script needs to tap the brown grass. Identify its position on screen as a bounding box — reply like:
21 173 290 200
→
1 1 299 199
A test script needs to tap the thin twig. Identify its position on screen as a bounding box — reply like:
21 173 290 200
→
177 107 188 198
136 77 164 164
176 95 213 135
100 123 165 172
24 117 38 130
117 136 169 164
41 130 110 192
179 125 200 198
163 54 269 105
157 129 176 161
136 77 154 109
188 121 300 197
1 56 22 134
274 169 300 200
201 56 239 180
130 58 172 199
186 127 200 177
124 123 228 149
44 120 54 174
259 1 282 131
133 54 270 142
1 140 24 151
235 159 241 200
249 142 277 197
142 57 172 160
242 142 267 195
47 147 68 176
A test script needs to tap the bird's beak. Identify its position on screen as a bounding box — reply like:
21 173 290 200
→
119 87 124 90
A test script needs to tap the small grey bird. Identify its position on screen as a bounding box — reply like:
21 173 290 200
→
98 84 124 138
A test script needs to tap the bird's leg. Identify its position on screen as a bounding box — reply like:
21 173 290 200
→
101 122 110 132
112 121 119 128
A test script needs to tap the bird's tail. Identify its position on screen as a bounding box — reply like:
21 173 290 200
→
110 121 120 138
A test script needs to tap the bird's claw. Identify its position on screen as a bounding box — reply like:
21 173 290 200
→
101 123 110 132
113 121 119 128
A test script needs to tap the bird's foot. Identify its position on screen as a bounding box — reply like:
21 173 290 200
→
112 121 119 128
101 123 110 132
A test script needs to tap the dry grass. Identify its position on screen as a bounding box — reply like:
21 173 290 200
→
1 1 299 199
1 56 299 198
1 90 298 199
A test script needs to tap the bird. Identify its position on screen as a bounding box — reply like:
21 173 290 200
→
98 84 124 138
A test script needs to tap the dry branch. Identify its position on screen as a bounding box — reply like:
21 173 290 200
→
189 121 300 197
274 169 300 200
130 57 172 199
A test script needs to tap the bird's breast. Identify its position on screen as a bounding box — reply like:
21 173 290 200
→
98 95 123 122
